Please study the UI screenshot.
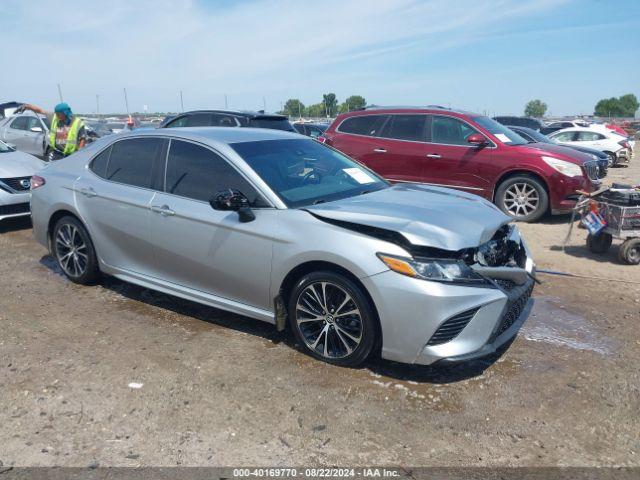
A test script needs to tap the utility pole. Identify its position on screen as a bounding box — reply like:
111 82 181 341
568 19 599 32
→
263 96 267 111
96 94 100 116
57 83 64 102
123 88 130 115
224 94 228 109
180 90 184 112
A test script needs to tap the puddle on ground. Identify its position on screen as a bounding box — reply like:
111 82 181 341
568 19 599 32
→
522 296 617 355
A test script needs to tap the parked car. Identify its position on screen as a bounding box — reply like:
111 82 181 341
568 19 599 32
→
293 122 328 138
0 113 50 157
0 140 45 222
322 106 599 222
160 110 295 132
548 127 632 167
30 127 536 367
539 120 589 136
493 116 543 130
508 126 609 178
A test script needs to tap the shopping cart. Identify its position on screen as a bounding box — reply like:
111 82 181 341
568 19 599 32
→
585 200 640 265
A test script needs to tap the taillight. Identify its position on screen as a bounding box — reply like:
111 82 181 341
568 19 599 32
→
31 175 46 189
619 140 630 149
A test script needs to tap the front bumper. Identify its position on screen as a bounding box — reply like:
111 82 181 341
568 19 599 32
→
362 229 535 365
0 189 31 221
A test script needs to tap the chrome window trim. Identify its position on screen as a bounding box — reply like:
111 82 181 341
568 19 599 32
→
388 178 485 192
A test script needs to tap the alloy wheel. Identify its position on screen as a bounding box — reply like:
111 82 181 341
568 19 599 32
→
295 281 363 359
503 182 540 217
55 223 89 278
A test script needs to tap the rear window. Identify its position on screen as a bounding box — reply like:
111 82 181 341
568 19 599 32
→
247 117 295 131
337 115 387 136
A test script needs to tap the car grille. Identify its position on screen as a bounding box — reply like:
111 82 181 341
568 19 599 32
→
0 176 32 192
427 307 480 346
583 161 601 181
490 279 534 341
0 203 30 216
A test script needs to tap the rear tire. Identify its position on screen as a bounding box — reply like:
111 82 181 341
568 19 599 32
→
587 232 612 254
52 216 100 284
495 175 549 223
287 271 377 367
619 239 640 265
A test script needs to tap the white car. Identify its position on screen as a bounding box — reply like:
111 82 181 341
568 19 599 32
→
0 113 50 158
0 140 46 221
548 127 632 166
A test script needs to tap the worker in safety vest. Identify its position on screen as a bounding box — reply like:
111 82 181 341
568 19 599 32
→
18 102 87 160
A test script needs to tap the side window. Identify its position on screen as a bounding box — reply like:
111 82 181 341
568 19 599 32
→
165 116 189 128
562 122 574 128
380 115 427 142
552 131 576 142
106 138 162 188
26 117 42 131
210 114 239 127
293 124 305 134
90 146 111 178
165 140 265 206
10 117 28 130
577 132 601 141
431 116 477 146
337 115 387 136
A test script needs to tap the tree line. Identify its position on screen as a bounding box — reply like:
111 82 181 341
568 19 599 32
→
278 94 367 118
524 94 638 118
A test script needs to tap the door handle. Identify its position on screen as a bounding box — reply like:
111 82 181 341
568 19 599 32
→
151 204 175 216
426 154 441 158
373 148 387 153
79 187 97 198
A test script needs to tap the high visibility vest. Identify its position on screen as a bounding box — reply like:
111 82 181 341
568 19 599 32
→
49 116 84 156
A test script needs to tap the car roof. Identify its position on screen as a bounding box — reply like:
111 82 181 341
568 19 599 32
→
340 105 478 118
171 109 287 119
119 126 302 144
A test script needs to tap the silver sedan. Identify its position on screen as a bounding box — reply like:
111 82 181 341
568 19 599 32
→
30 128 536 367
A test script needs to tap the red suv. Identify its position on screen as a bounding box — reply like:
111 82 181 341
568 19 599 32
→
322 107 599 222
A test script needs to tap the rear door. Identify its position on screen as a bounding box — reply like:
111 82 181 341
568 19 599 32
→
421 115 492 198
73 137 165 274
369 114 429 183
328 114 389 168
148 139 276 310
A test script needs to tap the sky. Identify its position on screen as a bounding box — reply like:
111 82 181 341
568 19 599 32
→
1 0 639 116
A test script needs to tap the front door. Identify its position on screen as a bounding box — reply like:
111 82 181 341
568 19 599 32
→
148 139 275 310
421 115 493 199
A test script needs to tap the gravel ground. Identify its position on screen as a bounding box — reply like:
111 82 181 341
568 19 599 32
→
0 146 639 468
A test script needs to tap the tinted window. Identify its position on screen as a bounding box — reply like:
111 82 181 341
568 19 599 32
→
210 114 240 127
90 147 111 178
293 124 305 134
165 140 264 206
10 117 28 130
106 138 161 188
165 114 212 128
247 117 295 131
432 116 479 145
381 115 427 142
337 115 387 136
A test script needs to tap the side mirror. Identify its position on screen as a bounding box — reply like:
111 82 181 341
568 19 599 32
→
467 133 488 147
210 189 256 223
30 126 43 133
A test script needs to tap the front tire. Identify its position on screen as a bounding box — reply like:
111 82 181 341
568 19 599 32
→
495 175 549 222
52 216 100 284
619 239 640 265
287 271 377 367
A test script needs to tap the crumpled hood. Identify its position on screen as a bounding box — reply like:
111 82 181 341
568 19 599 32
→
0 151 46 177
306 183 511 251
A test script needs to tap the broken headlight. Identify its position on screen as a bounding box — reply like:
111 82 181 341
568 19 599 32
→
377 254 493 287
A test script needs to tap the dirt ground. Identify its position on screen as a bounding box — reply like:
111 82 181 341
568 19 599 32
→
1 147 639 468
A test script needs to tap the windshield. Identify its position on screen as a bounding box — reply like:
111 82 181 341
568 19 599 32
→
520 128 553 144
472 116 528 145
247 118 295 132
231 139 389 208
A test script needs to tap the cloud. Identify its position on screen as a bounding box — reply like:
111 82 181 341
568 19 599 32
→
1 0 572 112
